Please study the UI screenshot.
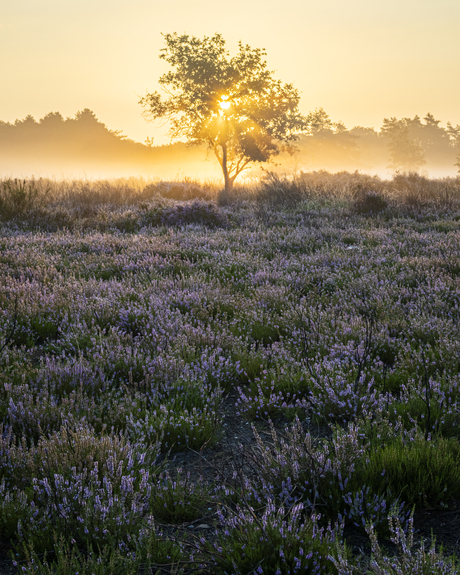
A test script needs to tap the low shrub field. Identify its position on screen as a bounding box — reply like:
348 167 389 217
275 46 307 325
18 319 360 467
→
1 172 460 573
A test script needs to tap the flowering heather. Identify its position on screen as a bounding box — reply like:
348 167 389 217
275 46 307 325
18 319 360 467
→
1 177 460 571
202 502 346 574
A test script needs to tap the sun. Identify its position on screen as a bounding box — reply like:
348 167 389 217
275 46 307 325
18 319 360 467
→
219 95 231 110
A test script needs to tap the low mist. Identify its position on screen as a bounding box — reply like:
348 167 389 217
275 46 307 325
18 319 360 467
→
1 108 459 181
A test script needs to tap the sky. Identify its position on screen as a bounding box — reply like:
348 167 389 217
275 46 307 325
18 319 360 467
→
1 0 460 146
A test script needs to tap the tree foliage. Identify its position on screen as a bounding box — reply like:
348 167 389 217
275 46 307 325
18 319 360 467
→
381 117 426 171
139 33 306 190
299 107 360 169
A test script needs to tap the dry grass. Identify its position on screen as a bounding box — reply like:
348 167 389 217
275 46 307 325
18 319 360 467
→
1 171 460 230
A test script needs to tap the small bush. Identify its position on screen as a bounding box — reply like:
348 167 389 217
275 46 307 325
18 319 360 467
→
366 511 460 574
226 418 369 520
17 529 184 575
256 172 307 206
352 189 388 215
217 186 247 206
362 434 460 507
150 468 212 524
30 206 75 231
331 511 460 574
203 501 347 575
0 179 47 220
0 423 159 490
0 481 33 541
161 200 228 228
140 205 165 227
392 171 431 209
144 179 217 201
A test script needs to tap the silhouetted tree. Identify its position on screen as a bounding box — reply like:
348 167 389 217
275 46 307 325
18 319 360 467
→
40 112 64 127
381 117 426 171
0 110 159 176
447 122 460 150
305 108 334 134
451 123 460 176
139 33 306 190
298 108 359 170
418 113 451 165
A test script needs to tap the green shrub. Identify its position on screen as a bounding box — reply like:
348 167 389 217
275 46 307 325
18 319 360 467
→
17 530 184 575
0 481 33 541
361 434 460 507
150 468 212 524
205 502 348 575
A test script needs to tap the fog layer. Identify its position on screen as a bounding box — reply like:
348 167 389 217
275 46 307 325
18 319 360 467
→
1 109 459 180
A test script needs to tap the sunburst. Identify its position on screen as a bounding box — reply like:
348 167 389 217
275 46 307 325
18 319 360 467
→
219 95 231 110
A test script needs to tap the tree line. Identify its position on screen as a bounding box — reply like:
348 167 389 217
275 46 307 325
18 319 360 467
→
2 107 459 178
0 109 206 178
296 109 460 174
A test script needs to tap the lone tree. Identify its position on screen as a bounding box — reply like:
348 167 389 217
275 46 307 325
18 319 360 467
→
139 33 306 191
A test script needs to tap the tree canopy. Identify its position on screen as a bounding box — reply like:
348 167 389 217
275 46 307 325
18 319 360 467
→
139 33 306 190
381 117 426 171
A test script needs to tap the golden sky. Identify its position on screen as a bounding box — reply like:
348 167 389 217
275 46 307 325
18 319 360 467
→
2 0 460 145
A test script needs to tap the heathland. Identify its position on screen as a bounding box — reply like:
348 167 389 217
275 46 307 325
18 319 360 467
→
1 171 460 574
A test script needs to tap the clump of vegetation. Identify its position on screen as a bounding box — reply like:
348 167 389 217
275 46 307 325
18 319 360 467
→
0 178 47 220
17 530 184 575
363 434 460 508
143 179 217 201
352 188 388 215
202 501 348 574
255 172 308 206
332 511 460 574
161 199 229 228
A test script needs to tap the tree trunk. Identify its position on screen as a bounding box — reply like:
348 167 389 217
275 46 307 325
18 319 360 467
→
221 143 233 191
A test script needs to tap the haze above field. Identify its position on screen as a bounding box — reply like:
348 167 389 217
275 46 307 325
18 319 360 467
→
2 0 460 179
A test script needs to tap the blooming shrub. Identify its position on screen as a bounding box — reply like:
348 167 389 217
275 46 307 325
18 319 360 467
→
0 174 460 571
0 423 162 554
234 418 392 529
203 502 347 575
332 511 460 574
365 512 460 575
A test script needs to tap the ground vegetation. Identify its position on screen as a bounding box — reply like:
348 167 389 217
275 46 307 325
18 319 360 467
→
0 172 460 573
